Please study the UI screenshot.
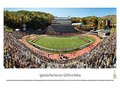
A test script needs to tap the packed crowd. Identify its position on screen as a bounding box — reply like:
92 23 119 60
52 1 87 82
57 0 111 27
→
4 29 116 68
51 24 76 33
46 24 77 34
67 33 116 68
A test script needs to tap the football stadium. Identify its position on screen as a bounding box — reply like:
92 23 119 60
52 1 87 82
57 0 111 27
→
4 9 116 68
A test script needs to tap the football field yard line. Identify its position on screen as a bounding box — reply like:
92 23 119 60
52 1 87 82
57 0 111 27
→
26 35 95 53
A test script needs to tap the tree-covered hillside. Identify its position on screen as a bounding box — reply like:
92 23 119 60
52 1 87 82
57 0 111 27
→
4 10 54 29
4 10 116 30
71 15 116 30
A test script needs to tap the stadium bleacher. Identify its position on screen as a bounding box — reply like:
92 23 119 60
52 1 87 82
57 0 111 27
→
50 24 76 33
4 30 116 68
46 17 77 33
4 16 116 68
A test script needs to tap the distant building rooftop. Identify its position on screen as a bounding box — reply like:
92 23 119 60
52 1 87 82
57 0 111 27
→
51 17 71 25
72 23 85 26
54 17 70 20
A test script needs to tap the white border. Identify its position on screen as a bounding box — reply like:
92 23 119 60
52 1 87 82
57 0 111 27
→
0 0 120 90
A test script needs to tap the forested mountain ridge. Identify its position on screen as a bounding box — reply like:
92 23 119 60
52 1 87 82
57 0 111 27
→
4 10 116 30
4 10 54 29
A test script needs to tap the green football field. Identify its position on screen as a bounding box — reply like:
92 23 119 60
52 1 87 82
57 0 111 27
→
27 35 95 53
